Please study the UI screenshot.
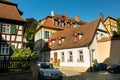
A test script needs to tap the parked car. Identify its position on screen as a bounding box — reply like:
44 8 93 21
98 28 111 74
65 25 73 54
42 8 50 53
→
38 62 63 80
107 64 120 73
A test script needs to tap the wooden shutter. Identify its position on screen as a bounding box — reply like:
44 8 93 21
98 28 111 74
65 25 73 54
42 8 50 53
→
50 32 52 36
44 31 46 39
11 25 16 34
10 45 15 55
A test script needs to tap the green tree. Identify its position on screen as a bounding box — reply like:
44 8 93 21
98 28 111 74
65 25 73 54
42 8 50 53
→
117 18 120 35
10 47 37 71
12 47 37 59
24 18 38 51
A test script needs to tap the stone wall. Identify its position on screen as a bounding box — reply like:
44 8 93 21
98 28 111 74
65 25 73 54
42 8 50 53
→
98 40 120 65
0 71 32 80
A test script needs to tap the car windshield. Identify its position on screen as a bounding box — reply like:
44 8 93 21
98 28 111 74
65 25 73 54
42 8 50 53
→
40 63 54 69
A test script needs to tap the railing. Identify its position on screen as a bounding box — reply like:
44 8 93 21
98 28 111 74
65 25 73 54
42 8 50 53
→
0 57 30 73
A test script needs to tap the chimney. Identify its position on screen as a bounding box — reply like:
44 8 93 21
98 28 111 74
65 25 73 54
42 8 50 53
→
99 13 104 22
75 16 80 22
51 11 54 16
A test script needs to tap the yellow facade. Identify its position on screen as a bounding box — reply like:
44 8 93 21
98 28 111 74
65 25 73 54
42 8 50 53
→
104 17 117 35
36 19 46 30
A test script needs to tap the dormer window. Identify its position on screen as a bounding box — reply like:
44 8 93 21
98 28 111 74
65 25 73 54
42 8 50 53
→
57 36 62 45
57 36 65 45
60 21 64 27
54 19 58 26
62 37 65 42
73 33 83 42
78 34 83 40
73 33 78 42
52 39 56 44
67 22 70 27
48 38 56 46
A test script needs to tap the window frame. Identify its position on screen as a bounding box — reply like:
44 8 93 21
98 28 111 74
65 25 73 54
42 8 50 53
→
61 52 65 62
68 51 73 62
1 23 17 34
2 24 11 34
44 31 49 39
54 20 59 26
77 50 84 62
1 44 10 55
60 21 64 27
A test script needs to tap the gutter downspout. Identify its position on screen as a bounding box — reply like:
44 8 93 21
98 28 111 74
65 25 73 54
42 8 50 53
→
88 47 93 72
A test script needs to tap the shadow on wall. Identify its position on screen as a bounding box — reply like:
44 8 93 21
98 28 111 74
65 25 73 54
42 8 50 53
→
103 40 120 66
34 39 51 62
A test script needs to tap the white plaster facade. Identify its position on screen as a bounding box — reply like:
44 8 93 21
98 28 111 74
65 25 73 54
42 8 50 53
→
50 47 90 67
41 20 110 69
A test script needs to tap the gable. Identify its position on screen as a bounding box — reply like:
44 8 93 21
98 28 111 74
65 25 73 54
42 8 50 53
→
97 21 108 33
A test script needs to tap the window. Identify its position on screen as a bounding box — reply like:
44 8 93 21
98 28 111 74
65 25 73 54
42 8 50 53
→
67 22 70 27
78 51 84 62
1 23 16 34
44 31 52 39
92 49 96 61
68 51 73 62
2 24 11 34
0 56 4 60
1 44 10 55
54 20 58 26
61 52 64 62
60 21 64 27
78 34 83 40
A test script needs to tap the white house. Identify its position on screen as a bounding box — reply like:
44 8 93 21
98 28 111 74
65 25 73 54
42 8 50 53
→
41 19 109 71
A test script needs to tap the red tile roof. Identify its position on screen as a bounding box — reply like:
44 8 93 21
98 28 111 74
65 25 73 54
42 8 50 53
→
39 14 87 30
41 17 65 30
0 1 26 22
42 19 100 51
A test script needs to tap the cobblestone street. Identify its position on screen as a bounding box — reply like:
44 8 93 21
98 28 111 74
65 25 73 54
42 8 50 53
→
59 67 120 80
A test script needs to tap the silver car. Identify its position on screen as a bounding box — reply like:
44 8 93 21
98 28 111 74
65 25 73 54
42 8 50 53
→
38 62 63 80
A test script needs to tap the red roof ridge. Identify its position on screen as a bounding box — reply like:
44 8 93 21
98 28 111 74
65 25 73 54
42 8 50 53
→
42 19 100 51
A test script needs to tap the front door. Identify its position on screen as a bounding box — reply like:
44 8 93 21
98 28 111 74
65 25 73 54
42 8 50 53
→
54 52 57 65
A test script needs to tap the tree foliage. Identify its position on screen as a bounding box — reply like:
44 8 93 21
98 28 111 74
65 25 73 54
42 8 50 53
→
11 47 37 71
117 18 120 35
24 18 38 51
12 47 37 59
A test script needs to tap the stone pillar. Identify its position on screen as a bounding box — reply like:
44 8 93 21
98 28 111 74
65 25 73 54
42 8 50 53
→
30 58 39 80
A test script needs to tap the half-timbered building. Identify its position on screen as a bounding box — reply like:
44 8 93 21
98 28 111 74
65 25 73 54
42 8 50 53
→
0 0 26 60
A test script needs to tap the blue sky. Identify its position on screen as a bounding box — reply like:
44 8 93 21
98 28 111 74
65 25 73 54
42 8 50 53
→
11 0 120 22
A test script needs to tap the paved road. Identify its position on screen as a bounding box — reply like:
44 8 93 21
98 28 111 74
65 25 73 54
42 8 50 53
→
59 67 120 80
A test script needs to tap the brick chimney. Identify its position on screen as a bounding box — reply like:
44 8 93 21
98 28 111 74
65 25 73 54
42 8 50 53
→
99 13 104 22
75 16 80 22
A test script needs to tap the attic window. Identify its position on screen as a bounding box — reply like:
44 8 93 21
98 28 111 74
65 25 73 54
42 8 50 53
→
67 22 71 27
73 33 78 42
52 39 56 44
57 36 65 45
78 34 83 40
73 33 83 42
48 38 56 46
54 19 59 26
60 21 64 27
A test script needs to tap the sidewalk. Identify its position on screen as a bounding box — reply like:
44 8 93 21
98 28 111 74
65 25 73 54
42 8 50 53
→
59 66 88 76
